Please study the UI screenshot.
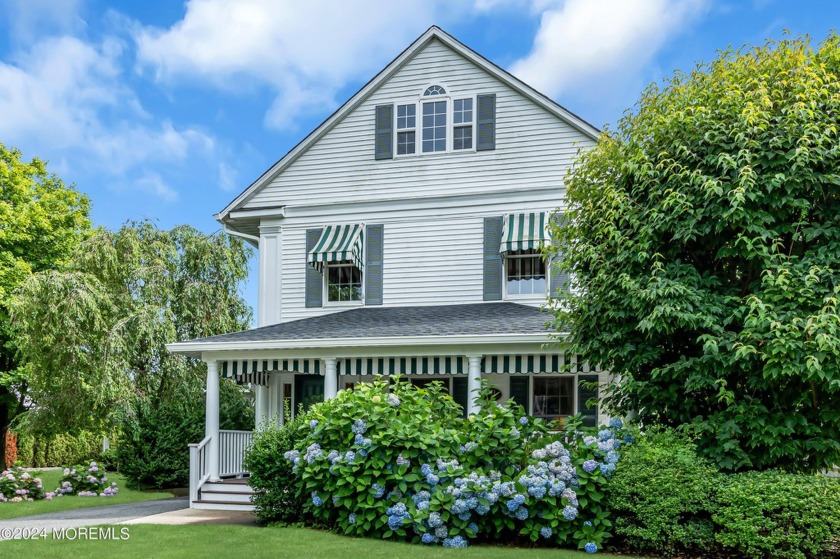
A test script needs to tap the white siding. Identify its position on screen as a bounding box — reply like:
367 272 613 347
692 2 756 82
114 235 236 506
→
278 193 563 322
244 38 594 210
239 38 595 323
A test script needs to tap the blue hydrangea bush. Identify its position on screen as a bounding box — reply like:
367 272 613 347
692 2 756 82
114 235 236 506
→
284 377 631 552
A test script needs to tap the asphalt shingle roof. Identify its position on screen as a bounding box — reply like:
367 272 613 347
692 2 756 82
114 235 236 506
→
186 302 553 344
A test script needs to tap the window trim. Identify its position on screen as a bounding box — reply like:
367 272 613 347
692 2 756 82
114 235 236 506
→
323 259 364 307
530 375 576 420
392 88 476 157
503 248 549 300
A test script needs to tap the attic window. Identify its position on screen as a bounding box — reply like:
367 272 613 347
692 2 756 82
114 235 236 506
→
423 85 446 96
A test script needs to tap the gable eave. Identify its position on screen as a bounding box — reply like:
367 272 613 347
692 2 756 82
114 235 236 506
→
217 25 602 225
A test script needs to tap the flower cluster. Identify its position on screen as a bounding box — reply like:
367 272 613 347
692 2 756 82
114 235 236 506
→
0 466 46 502
281 376 633 553
58 462 118 497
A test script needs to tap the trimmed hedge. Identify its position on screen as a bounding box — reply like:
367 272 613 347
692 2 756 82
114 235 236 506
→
606 429 840 558
606 429 718 554
714 470 840 559
15 430 104 468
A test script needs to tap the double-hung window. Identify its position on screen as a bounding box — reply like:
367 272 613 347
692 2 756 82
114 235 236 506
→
506 249 546 295
326 262 362 302
396 104 415 155
532 376 575 419
453 98 473 150
307 224 365 306
421 100 447 153
499 212 550 297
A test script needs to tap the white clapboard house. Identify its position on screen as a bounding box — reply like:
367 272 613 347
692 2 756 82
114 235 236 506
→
167 26 606 510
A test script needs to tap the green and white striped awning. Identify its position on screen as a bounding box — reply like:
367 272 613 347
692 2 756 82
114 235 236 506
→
483 354 592 374
219 354 596 385
339 356 468 376
221 359 323 386
500 212 550 253
308 224 365 273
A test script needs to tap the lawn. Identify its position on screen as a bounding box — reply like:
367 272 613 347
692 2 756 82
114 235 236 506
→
0 470 174 520
1 525 629 558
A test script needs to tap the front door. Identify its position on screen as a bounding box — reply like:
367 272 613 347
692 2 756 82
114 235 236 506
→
294 375 324 416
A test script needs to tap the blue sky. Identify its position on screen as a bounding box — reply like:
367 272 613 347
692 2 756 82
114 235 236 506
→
1 0 837 317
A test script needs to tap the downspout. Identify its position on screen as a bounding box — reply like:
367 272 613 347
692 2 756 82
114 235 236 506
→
222 223 260 245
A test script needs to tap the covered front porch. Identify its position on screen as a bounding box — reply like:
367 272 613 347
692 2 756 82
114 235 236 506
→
168 303 610 510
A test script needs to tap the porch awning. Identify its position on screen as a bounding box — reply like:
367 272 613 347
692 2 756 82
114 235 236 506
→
500 212 550 253
483 354 591 374
221 358 322 386
307 224 365 272
339 356 467 376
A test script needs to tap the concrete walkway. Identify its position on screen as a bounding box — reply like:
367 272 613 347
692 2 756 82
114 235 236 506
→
121 508 255 526
0 497 189 531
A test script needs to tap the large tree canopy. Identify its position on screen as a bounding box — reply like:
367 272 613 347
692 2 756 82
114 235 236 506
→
10 220 253 433
0 141 91 464
548 35 840 472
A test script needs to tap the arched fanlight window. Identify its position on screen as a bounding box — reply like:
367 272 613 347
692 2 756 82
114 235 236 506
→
423 85 446 96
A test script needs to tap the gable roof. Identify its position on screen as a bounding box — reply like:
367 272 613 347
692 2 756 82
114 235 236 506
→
167 302 556 355
216 26 601 227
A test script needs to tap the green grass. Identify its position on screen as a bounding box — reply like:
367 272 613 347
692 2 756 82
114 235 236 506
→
0 470 174 520
0 525 627 558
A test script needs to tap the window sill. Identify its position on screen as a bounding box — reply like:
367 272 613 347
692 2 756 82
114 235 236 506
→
324 300 364 308
394 149 476 159
504 294 547 301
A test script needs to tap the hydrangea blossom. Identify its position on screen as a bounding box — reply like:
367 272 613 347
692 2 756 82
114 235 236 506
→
371 483 386 499
309 419 319 429
583 460 598 473
562 505 578 521
311 491 323 507
443 535 468 548
609 417 623 429
585 542 598 554
348 513 357 524
421 533 436 544
388 394 401 407
540 526 553 539
519 416 529 425
351 419 367 435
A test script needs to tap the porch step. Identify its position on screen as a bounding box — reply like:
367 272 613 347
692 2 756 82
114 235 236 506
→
201 479 253 493
200 490 253 504
192 499 254 512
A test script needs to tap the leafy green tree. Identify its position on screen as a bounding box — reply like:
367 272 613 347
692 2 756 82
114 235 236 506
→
10 220 253 434
547 34 840 472
0 141 91 465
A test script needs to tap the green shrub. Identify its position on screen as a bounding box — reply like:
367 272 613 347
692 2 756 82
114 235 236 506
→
117 400 204 489
117 380 252 489
284 377 628 550
605 429 719 554
14 430 104 468
243 405 309 525
713 470 840 559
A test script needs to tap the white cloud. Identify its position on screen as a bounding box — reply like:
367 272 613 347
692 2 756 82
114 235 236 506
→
0 0 85 42
510 0 709 97
133 0 468 130
132 173 179 202
218 161 237 191
0 35 215 200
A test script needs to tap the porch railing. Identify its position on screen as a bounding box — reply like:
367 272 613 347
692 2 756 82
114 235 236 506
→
219 429 254 478
188 435 211 504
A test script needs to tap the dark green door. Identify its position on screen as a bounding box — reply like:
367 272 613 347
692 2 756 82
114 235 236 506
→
294 375 324 416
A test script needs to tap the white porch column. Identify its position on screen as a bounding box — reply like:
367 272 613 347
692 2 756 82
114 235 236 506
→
254 385 265 428
206 360 221 482
259 382 270 424
324 358 338 400
467 355 483 416
467 355 482 415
